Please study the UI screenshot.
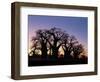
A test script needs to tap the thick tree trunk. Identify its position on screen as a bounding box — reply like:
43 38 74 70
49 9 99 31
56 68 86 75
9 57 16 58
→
64 50 72 59
73 52 80 59
52 48 58 59
41 44 47 58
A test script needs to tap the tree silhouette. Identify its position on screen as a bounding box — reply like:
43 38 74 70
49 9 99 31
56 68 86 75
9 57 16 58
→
46 27 66 58
31 29 50 58
62 35 79 59
28 27 87 66
73 44 84 59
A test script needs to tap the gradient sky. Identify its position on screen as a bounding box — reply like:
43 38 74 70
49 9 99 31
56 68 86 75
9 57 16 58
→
28 15 88 50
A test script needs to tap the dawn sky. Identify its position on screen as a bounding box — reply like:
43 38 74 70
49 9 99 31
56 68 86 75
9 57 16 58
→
28 15 88 50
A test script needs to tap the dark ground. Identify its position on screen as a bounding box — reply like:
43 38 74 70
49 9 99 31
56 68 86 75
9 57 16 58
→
28 56 87 66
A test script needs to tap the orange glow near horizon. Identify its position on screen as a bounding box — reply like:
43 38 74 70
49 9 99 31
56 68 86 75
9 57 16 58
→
28 40 88 57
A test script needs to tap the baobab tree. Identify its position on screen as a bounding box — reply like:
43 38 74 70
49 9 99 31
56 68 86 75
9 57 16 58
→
46 27 66 58
62 34 85 60
73 44 84 59
30 27 85 60
31 29 50 58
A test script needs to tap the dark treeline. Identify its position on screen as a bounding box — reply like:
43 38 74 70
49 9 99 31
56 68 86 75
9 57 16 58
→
28 27 87 66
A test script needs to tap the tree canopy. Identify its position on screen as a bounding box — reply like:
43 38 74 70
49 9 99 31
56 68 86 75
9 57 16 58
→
29 27 87 60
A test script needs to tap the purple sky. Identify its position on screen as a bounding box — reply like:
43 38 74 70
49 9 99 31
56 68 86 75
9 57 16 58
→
28 15 88 49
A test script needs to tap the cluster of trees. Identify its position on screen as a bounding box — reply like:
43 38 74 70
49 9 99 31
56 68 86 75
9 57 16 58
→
29 27 87 62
